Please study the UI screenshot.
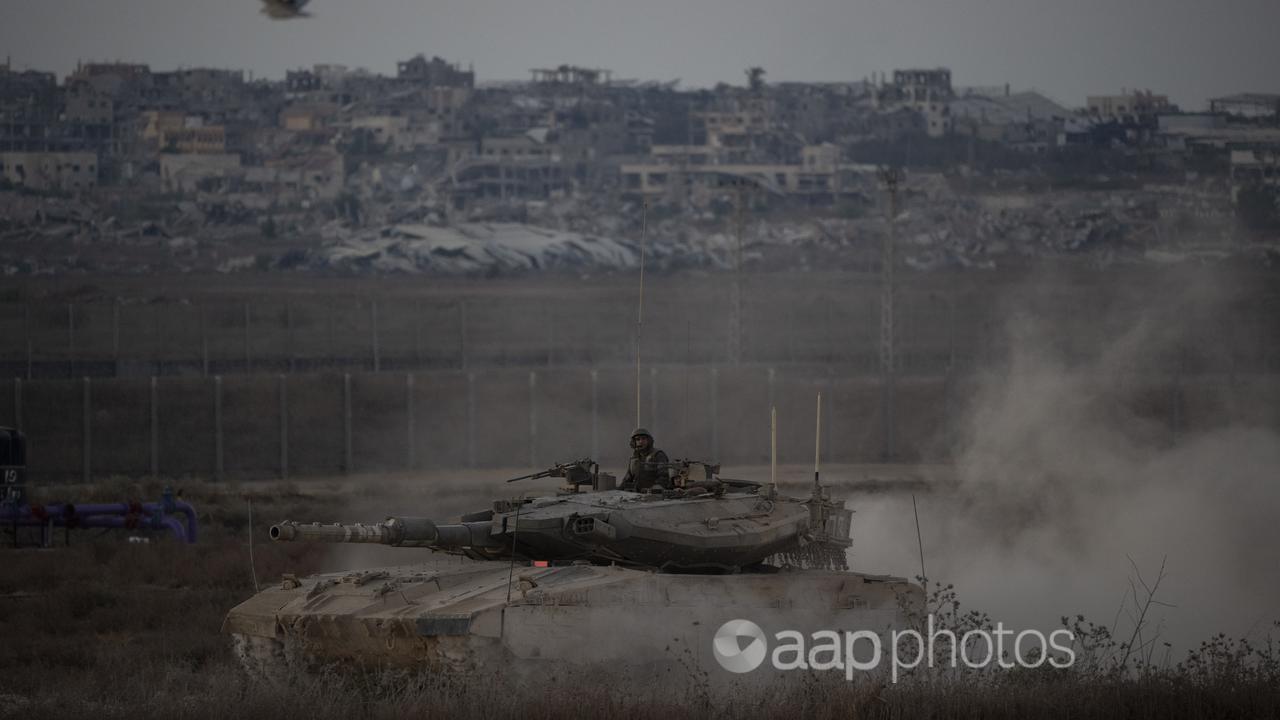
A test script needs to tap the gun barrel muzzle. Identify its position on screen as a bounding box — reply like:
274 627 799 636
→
270 520 396 544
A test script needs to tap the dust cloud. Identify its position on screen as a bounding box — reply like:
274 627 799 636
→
283 268 1279 657
853 268 1280 655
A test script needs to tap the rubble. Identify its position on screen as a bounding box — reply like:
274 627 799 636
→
310 222 637 274
1 180 1276 276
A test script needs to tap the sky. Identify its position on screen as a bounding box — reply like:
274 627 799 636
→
2 0 1279 110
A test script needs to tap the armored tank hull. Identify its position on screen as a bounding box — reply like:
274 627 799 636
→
224 560 920 679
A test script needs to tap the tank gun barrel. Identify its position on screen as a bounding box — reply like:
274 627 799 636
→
270 520 398 544
270 517 502 550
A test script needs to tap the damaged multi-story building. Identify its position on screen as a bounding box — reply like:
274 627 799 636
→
873 68 955 138
1209 93 1280 122
0 150 98 192
0 63 60 153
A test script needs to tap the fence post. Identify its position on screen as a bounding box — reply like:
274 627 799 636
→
528 371 538 468
527 368 537 466
466 371 475 468
153 304 164 374
649 366 658 433
112 300 120 369
405 373 415 470
767 367 776 421
546 302 555 367
948 293 958 374
787 304 797 363
286 303 295 374
67 304 75 379
243 303 252 374
200 305 209 377
728 275 741 366
882 374 895 462
279 375 289 479
150 376 159 478
326 301 336 368
24 303 32 380
343 373 353 474
710 367 719 462
458 301 469 370
214 375 223 481
414 300 424 368
590 368 599 460
82 377 91 483
825 367 834 464
1172 350 1185 444
370 299 381 373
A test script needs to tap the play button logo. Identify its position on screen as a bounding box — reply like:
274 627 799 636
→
713 619 768 673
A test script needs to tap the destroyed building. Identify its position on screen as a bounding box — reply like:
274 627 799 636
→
1209 93 1280 121
1086 90 1173 122
159 152 241 194
529 65 612 87
0 53 1275 278
0 150 98 192
397 55 474 88
874 68 955 137
0 64 60 152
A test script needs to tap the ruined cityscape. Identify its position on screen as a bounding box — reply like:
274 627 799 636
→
1 55 1277 276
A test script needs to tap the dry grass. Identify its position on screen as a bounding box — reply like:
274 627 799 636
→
2 481 1278 720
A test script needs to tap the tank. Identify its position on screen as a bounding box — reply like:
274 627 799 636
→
223 459 921 680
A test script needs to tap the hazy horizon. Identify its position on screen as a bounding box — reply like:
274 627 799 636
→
3 0 1279 111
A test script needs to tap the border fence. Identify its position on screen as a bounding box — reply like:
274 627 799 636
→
3 272 1277 480
2 276 1275 379
2 365 1276 482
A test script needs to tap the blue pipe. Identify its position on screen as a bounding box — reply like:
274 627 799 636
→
0 493 198 543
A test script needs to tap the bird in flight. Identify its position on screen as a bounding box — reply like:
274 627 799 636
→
260 0 311 19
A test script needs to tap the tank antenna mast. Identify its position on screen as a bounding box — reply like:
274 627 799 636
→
770 405 777 486
504 495 525 606
635 201 648 429
813 392 822 496
912 492 927 589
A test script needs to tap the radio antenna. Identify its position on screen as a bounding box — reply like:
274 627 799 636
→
813 392 822 494
505 494 525 605
912 493 927 588
635 201 648 429
770 406 777 486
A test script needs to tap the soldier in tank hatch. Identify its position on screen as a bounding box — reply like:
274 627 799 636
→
621 428 672 491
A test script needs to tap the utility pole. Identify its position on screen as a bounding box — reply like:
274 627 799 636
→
878 167 902 461
729 191 742 365
635 201 648 429
728 183 749 365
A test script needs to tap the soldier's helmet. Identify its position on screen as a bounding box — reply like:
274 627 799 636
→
630 428 653 448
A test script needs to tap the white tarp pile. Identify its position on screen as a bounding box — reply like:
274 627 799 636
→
312 222 639 274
